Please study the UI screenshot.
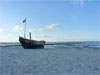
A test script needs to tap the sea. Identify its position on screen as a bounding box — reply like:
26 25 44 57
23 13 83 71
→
0 41 100 75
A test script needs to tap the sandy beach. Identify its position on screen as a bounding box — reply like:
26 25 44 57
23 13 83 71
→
0 46 100 75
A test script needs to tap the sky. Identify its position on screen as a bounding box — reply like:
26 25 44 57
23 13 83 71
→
0 0 100 42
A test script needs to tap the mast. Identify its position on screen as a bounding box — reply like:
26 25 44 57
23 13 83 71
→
24 20 26 38
23 18 26 38
29 32 31 40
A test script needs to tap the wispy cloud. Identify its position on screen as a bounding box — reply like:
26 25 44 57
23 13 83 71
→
70 0 85 7
13 25 23 32
38 28 45 32
0 27 3 32
34 35 55 42
30 23 59 33
47 23 59 29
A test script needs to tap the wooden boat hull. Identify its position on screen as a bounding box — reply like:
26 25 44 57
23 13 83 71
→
19 37 45 49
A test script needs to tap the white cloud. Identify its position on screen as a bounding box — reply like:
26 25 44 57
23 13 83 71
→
71 0 85 7
0 27 3 32
13 25 23 32
47 24 59 29
30 23 59 33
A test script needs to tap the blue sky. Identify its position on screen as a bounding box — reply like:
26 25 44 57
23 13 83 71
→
0 0 100 42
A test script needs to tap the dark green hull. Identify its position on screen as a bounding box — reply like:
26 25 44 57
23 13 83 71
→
19 37 45 49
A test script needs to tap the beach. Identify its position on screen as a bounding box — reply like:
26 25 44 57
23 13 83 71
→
0 43 100 75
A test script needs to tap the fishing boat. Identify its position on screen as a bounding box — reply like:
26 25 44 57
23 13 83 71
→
19 18 46 49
